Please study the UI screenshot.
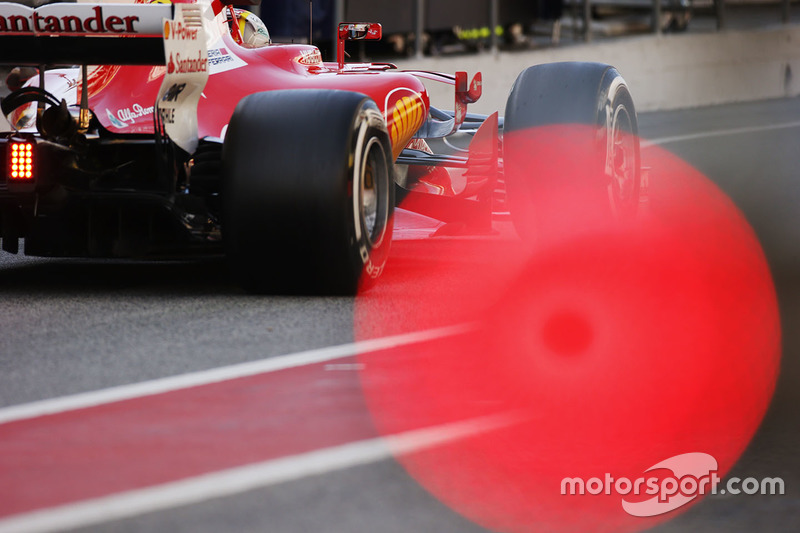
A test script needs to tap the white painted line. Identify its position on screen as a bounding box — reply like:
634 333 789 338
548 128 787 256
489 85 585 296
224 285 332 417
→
0 325 469 426
643 120 800 147
0 413 518 533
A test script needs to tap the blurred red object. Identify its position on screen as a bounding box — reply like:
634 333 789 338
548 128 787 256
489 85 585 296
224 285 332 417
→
355 127 780 533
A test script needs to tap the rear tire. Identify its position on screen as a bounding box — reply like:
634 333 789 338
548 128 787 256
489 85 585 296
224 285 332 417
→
503 62 640 243
222 90 394 295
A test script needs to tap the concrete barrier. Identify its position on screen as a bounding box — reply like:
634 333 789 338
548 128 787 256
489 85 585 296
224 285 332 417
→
393 24 800 114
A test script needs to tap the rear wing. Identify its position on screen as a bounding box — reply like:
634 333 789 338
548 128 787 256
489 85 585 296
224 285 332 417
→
0 1 211 154
0 2 174 65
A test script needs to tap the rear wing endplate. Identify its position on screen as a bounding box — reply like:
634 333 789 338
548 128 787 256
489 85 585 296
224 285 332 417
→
155 1 208 153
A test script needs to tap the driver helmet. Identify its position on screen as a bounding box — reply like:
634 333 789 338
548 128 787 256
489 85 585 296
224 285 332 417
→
235 9 271 48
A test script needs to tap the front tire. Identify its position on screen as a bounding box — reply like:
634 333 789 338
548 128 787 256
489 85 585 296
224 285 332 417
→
503 62 640 243
222 90 394 295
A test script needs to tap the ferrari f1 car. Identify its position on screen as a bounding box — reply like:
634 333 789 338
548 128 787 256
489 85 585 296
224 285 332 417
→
0 0 640 294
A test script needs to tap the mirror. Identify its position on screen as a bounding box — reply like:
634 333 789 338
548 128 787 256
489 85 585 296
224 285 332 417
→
338 23 382 41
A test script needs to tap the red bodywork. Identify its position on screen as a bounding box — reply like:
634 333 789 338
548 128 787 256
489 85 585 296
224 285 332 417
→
88 33 430 161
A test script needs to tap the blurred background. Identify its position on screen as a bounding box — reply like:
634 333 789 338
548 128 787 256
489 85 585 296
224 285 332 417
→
252 0 798 59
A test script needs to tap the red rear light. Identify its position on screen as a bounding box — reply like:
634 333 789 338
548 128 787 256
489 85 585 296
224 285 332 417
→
8 141 34 181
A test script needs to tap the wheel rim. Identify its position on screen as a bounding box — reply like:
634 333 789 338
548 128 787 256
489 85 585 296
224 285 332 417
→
359 137 389 248
608 104 637 214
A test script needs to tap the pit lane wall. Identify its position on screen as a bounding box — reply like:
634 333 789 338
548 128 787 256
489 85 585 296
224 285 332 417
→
394 24 800 113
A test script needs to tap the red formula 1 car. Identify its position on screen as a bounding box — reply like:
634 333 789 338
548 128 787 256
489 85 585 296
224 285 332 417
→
0 0 640 294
